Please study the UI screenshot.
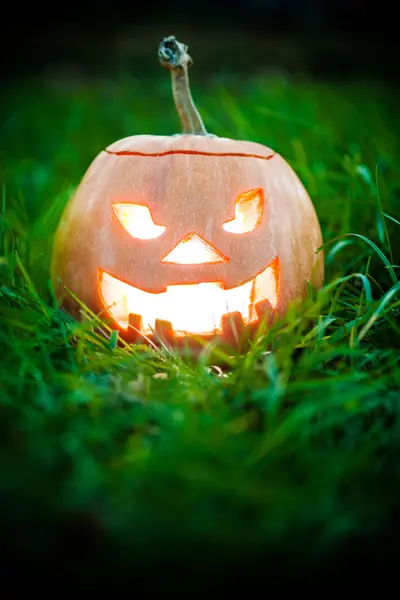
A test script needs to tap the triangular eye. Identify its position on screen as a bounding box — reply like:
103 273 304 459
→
223 189 264 234
113 203 166 240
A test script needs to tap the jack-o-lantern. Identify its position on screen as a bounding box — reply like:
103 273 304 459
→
51 36 323 352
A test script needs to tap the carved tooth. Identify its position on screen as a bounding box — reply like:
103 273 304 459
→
221 311 245 345
155 319 174 346
255 299 273 326
127 313 143 342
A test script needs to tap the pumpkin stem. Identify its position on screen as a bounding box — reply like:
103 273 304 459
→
158 36 208 136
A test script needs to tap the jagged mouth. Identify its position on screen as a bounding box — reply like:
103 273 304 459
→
99 257 279 337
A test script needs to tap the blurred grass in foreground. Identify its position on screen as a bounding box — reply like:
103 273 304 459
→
0 70 400 584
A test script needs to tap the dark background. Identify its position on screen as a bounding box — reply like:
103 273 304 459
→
2 0 398 81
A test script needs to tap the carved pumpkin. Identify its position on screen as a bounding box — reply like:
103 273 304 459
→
51 36 323 351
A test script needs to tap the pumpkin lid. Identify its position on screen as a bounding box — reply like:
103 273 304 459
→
105 134 275 159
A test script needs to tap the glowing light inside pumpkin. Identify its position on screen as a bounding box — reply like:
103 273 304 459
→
113 203 167 239
162 233 228 264
99 258 279 335
223 188 263 234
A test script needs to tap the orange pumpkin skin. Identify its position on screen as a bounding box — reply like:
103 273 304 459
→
51 133 323 350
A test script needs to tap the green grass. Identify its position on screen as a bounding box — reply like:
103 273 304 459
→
1 69 400 584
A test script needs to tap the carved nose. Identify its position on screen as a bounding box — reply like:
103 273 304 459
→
162 233 229 265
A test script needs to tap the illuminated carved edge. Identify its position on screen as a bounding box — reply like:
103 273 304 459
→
97 255 280 352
